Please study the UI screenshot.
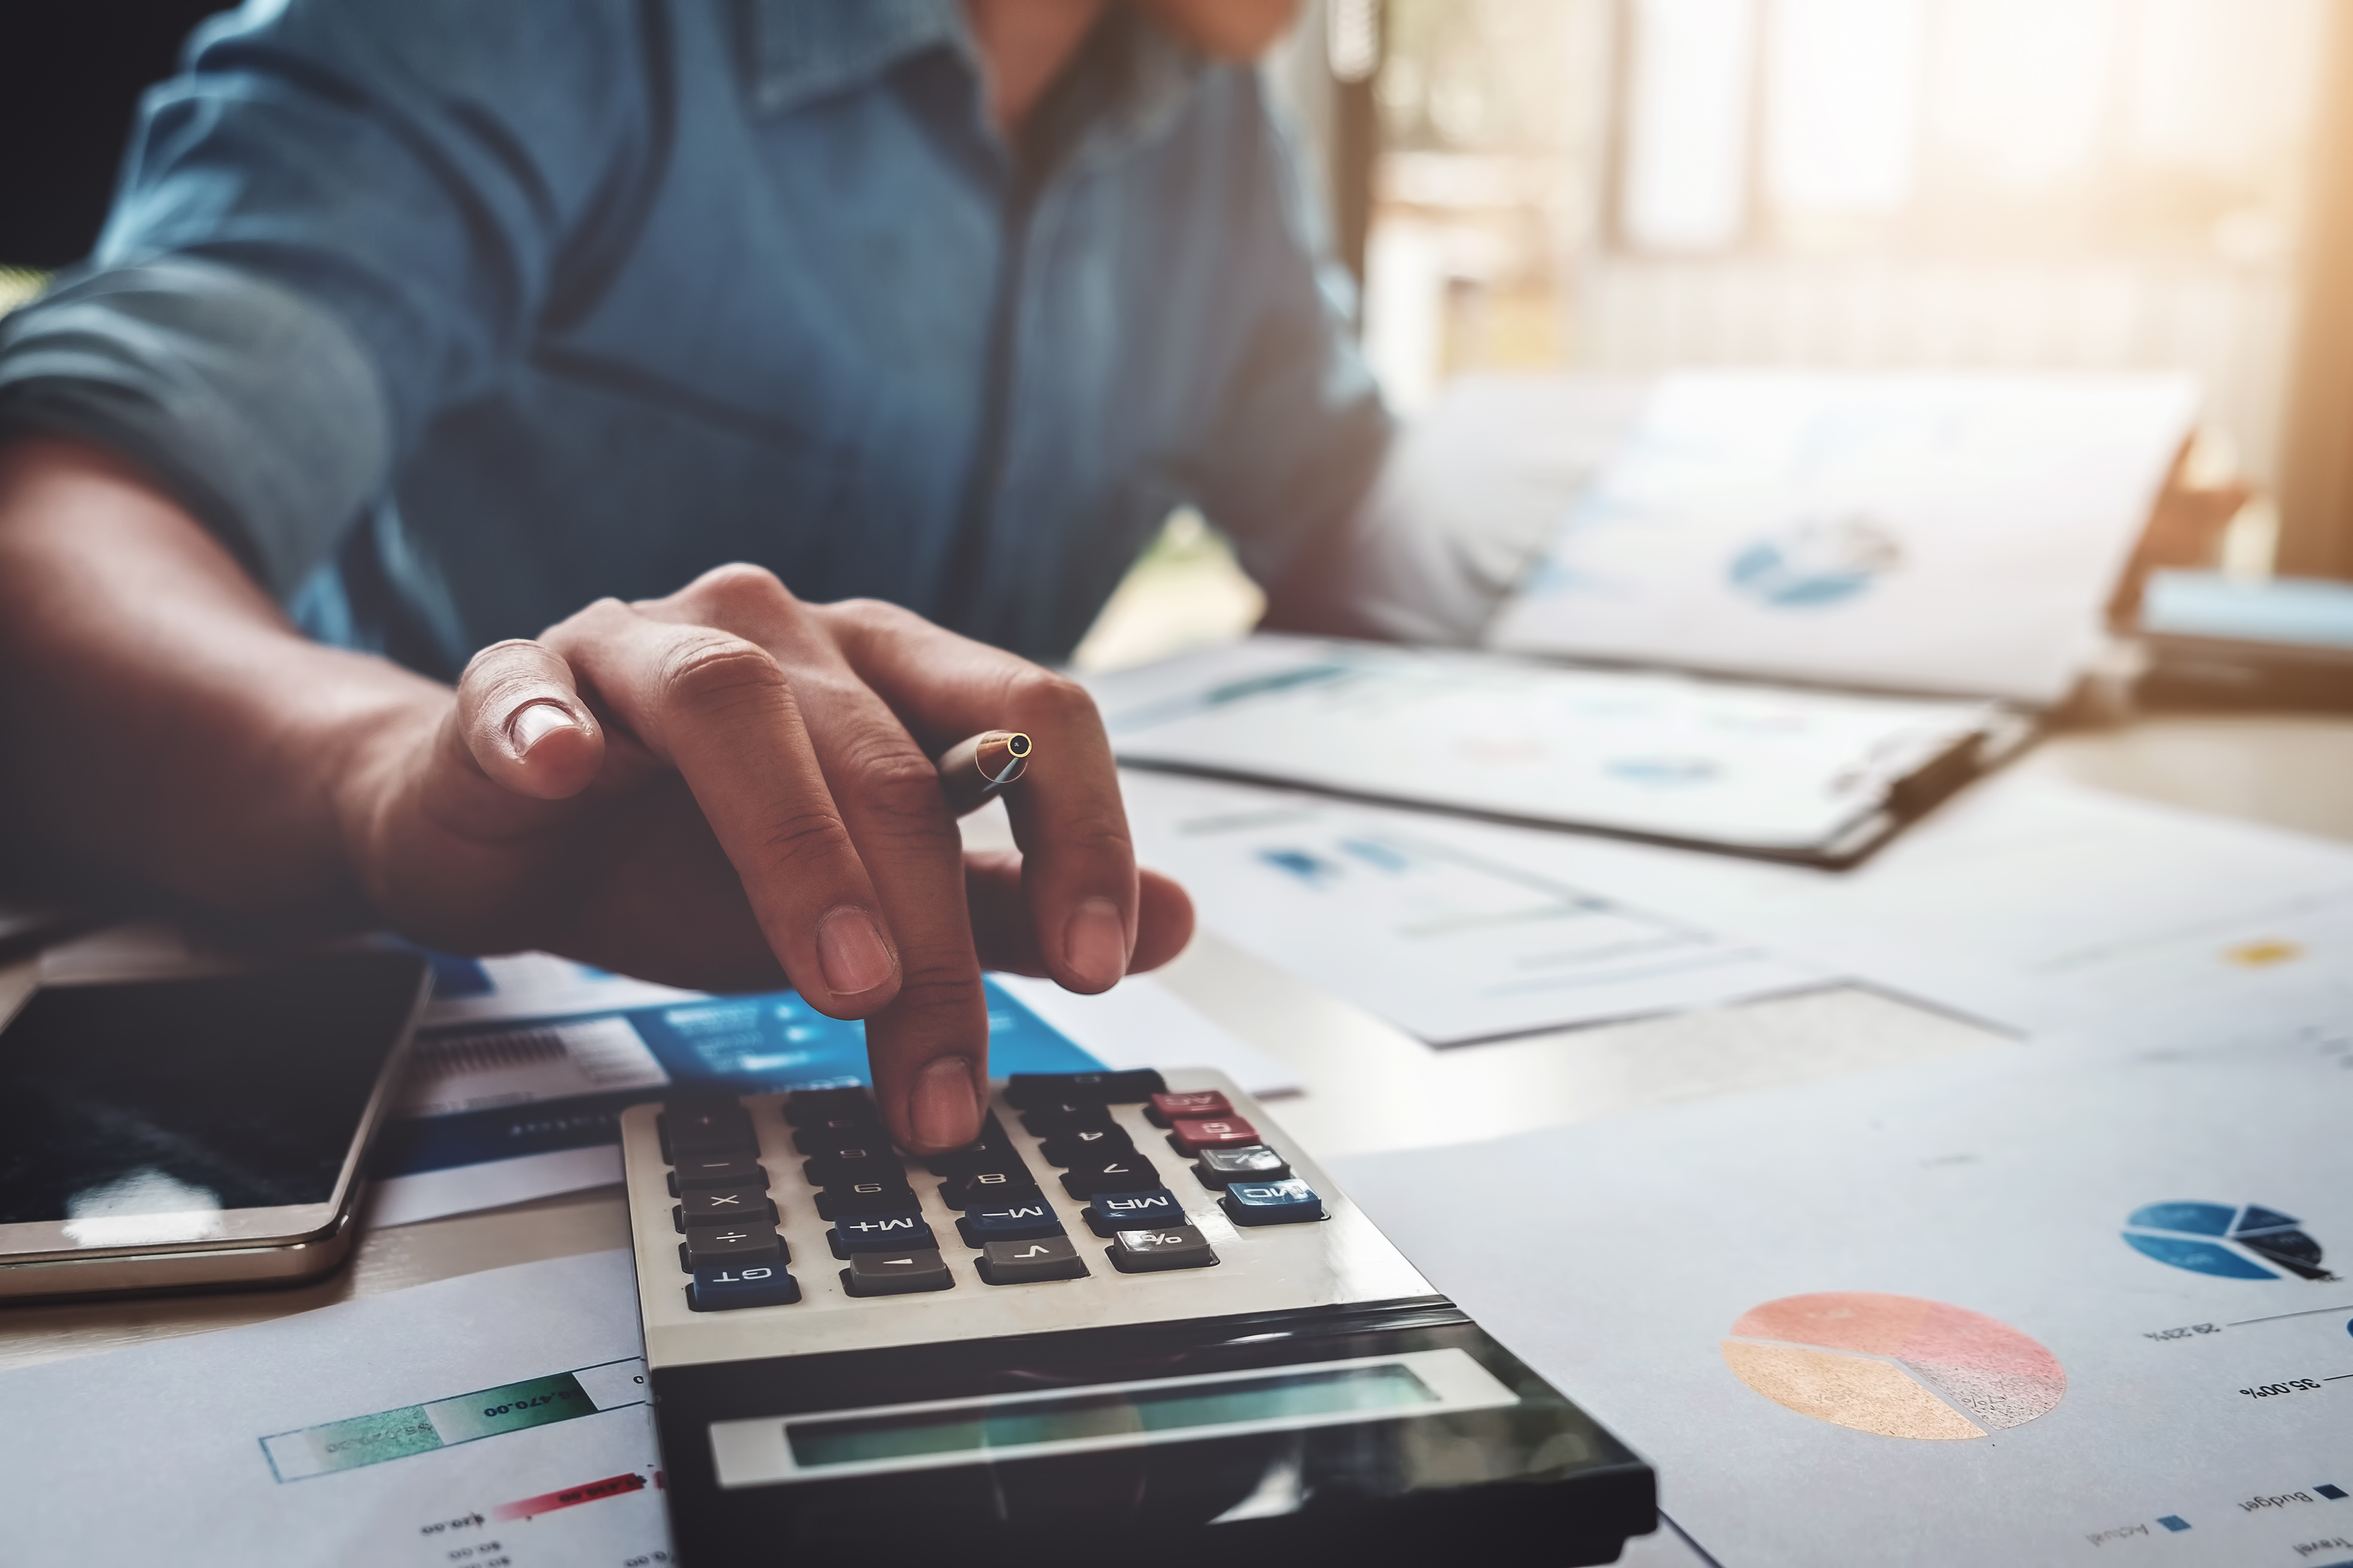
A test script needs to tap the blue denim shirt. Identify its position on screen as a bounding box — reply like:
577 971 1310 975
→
0 0 1388 674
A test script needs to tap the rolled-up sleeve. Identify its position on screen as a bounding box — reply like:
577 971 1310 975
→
0 0 655 599
0 258 389 597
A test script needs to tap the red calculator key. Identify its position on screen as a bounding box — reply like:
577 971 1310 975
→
1147 1091 1233 1127
1168 1116 1258 1153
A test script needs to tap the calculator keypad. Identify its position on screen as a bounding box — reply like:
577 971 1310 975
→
651 1068 1333 1315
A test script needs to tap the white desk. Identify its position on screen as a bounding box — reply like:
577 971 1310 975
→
3 709 2345 1378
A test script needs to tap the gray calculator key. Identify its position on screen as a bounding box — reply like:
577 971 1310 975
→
673 1185 777 1231
1107 1225 1219 1273
1194 1145 1291 1187
679 1223 784 1271
978 1234 1089 1285
668 1158 766 1195
840 1247 955 1296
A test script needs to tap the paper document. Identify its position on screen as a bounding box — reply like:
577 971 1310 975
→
1119 770 1827 1046
1094 635 2003 858
1333 1022 2353 1566
1385 772 2353 1039
1488 371 2199 704
0 1250 669 1565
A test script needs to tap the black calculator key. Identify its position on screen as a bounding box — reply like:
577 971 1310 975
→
925 1117 1016 1177
794 1118 890 1157
938 1169 1041 1209
672 1186 777 1231
1221 1178 1325 1226
1107 1224 1218 1273
1004 1069 1166 1108
978 1234 1089 1285
957 1201 1064 1246
679 1223 784 1271
1192 1145 1291 1187
803 1149 904 1188
668 1157 767 1195
1019 1101 1119 1137
661 1103 756 1161
1083 1187 1185 1236
815 1181 921 1220
830 1213 938 1256
686 1263 800 1311
840 1248 955 1296
1039 1127 1134 1166
783 1088 878 1127
1060 1153 1161 1198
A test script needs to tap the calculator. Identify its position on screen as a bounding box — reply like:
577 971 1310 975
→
618 1068 1654 1566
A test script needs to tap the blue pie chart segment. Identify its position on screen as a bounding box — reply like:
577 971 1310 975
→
2122 1231 2279 1280
2128 1202 2236 1237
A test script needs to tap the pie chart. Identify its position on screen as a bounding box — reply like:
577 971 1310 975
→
1722 1292 2066 1441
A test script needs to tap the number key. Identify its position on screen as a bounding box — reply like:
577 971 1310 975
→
938 1169 1042 1209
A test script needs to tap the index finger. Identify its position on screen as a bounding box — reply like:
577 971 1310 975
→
818 601 1138 995
539 599 906 1020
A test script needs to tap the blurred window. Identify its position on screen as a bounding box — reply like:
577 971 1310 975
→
1617 0 2324 261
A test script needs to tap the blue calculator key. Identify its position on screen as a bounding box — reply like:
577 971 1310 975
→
828 1212 938 1256
1084 1187 1185 1237
1221 1178 1325 1226
956 1200 1065 1246
685 1262 800 1311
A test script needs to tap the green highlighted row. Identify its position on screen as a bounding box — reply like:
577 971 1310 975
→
263 1364 631 1481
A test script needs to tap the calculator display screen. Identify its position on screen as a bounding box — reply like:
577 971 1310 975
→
788 1364 1437 1470
0 953 424 1229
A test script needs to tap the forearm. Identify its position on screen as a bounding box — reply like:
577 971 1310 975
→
0 436 443 915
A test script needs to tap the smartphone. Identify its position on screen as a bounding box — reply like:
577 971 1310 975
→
0 948 429 1298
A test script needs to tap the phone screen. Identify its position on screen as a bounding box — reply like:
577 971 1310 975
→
0 951 425 1227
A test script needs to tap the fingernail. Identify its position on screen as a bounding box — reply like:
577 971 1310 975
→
912 1055 980 1149
508 701 577 755
816 906 896 996
1063 897 1129 989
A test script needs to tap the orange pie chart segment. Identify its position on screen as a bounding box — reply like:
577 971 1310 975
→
1724 1292 2065 1439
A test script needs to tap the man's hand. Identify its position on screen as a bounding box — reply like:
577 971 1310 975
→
0 439 1191 1154
346 566 1191 1150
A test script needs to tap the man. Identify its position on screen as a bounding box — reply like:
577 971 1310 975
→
0 0 1391 1152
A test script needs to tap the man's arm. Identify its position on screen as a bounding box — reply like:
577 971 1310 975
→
0 436 1193 1152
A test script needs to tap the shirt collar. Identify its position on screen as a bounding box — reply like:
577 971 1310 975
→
746 0 967 117
747 0 1207 166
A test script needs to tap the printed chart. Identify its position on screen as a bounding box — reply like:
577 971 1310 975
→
1720 1292 2066 1440
2122 1203 2335 1282
1117 773 1823 1044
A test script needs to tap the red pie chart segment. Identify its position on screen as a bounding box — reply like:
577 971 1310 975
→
1725 1292 2065 1438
